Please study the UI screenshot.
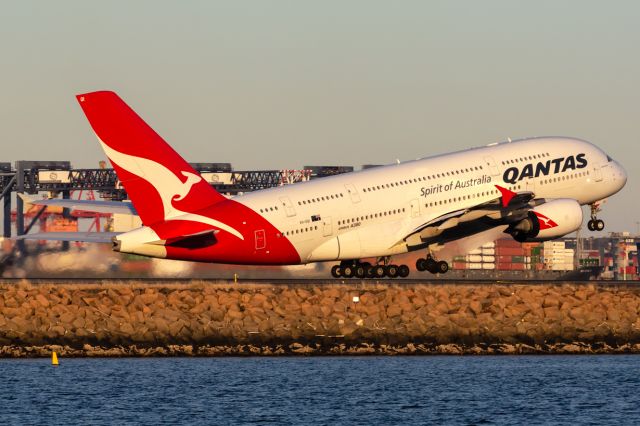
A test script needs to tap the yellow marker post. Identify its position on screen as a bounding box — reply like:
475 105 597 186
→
52 351 59 366
234 273 238 283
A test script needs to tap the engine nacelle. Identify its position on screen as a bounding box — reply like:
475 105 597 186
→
508 199 583 242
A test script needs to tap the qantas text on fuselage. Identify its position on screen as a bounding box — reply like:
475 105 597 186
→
18 91 627 278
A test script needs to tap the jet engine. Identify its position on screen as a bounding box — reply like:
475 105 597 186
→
507 199 583 242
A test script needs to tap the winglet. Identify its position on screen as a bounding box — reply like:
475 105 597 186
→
495 185 516 207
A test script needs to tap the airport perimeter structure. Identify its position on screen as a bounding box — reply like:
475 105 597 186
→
1 279 640 357
0 160 351 243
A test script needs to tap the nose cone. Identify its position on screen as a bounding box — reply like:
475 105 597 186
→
613 160 627 191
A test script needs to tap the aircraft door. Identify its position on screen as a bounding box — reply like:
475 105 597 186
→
483 156 500 177
254 230 266 250
344 184 361 203
593 162 604 182
410 199 421 218
525 177 535 194
279 197 296 217
322 216 333 237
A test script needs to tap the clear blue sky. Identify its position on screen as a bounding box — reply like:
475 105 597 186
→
0 1 638 231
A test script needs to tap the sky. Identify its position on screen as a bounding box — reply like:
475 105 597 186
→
0 1 638 231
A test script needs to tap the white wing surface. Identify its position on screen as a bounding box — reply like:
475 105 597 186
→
19 194 137 215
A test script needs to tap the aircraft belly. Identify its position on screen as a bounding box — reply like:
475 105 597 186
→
337 230 362 259
307 237 340 262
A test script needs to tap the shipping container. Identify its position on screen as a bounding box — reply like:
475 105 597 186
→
452 262 467 270
466 255 483 263
496 239 522 248
496 263 527 271
482 263 496 270
44 218 78 232
495 247 525 256
467 263 483 270
481 255 496 263
551 264 575 271
481 248 495 255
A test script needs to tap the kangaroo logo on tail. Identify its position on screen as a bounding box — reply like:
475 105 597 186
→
99 138 244 240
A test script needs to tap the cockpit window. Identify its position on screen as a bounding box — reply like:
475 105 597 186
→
606 155 613 162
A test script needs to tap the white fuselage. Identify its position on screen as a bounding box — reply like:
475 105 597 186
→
235 137 625 263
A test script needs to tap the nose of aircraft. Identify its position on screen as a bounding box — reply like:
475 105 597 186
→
613 160 627 190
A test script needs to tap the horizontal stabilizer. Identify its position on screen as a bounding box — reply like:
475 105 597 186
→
19 194 137 215
14 232 120 243
146 230 218 249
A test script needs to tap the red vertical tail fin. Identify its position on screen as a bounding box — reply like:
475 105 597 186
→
76 91 226 225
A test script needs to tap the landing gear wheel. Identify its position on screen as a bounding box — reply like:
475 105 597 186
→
374 265 386 278
365 266 375 278
398 265 410 278
342 265 354 278
386 264 399 278
355 265 366 279
416 258 427 272
331 265 341 278
436 261 449 274
588 219 605 231
426 257 438 273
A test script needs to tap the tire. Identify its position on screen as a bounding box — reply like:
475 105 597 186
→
398 265 410 278
355 265 366 279
342 266 355 278
366 266 375 278
330 265 341 278
587 220 595 231
416 258 426 272
374 265 386 278
386 265 399 278
437 261 449 274
596 219 605 231
426 258 438 273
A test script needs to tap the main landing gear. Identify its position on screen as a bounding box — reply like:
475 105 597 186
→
416 254 449 274
587 203 605 232
330 259 410 279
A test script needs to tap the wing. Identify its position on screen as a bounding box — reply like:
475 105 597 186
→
401 185 538 252
18 194 137 215
14 232 120 243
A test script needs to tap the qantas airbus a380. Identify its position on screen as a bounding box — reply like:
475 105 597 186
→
19 91 627 278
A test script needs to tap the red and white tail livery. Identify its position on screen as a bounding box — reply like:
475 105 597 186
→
19 91 627 278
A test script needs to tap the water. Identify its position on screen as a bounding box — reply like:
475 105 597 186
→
1 356 639 425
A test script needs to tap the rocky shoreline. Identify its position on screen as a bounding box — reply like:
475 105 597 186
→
2 281 640 357
4 341 640 358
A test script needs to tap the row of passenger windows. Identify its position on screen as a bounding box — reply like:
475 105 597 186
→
261 192 345 213
362 166 485 193
259 206 279 213
338 208 406 225
501 153 550 165
283 225 318 236
423 185 524 207
297 193 344 205
540 171 589 184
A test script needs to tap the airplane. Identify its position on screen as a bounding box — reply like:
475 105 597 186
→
17 91 627 278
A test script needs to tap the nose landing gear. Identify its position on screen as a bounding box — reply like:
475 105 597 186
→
416 254 449 274
587 203 605 231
